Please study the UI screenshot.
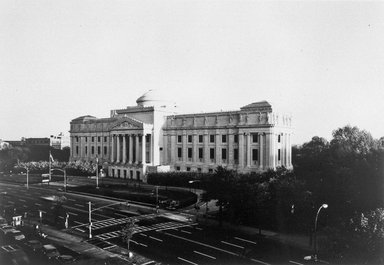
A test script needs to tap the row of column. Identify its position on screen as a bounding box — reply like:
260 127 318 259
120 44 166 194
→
110 134 152 165
166 132 285 169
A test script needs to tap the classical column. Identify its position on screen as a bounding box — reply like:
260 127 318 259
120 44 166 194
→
128 134 133 164
135 134 140 163
170 133 176 164
116 135 121 163
204 132 209 164
110 135 115 162
193 133 198 163
215 133 220 165
122 134 127 164
246 133 251 167
259 133 264 169
182 132 187 163
228 133 234 165
239 133 244 169
142 134 146 165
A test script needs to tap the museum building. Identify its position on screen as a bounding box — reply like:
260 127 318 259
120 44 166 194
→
69 90 293 182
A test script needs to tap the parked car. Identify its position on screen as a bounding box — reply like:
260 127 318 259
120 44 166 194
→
54 254 76 264
6 230 25 242
41 244 60 260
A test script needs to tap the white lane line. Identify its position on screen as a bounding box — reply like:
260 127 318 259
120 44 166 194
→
19 199 26 202
193 250 216 259
149 236 163 242
75 204 85 207
75 228 85 232
234 237 257 245
59 216 64 219
138 234 148 237
74 221 84 225
289 261 304 265
35 203 42 206
8 201 15 204
221 240 244 249
131 240 147 247
141 261 155 265
177 257 198 265
195 227 203 231
163 232 238 256
251 258 271 265
180 229 192 234
68 198 76 202
68 212 78 216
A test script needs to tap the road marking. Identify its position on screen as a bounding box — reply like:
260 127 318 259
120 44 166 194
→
19 199 26 202
289 261 304 265
193 250 216 259
8 201 15 204
251 258 271 265
195 227 203 230
234 237 257 245
131 240 147 247
163 232 238 256
59 216 64 219
75 204 85 207
180 229 192 234
149 236 163 242
177 257 198 265
68 212 78 216
35 203 42 206
74 221 84 225
221 240 244 249
141 261 155 265
75 228 85 232
68 198 76 202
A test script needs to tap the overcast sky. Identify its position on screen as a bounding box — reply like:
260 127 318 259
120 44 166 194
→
1 0 383 145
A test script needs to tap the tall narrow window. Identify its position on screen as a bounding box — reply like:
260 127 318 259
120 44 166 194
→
198 148 203 159
222 148 227 160
234 135 238 143
188 135 192 143
178 147 182 158
252 134 258 143
188 148 193 158
222 135 227 143
210 148 215 159
104 146 107 155
278 149 281 161
252 149 258 161
177 135 182 143
198 135 203 143
210 135 215 143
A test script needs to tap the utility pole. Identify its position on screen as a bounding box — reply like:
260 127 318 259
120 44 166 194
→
88 202 92 239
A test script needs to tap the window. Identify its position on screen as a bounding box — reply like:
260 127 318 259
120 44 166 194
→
198 135 203 143
186 167 191 172
85 137 88 142
234 135 238 143
278 135 281 143
222 135 227 143
104 136 107 142
178 148 182 158
98 137 101 142
146 135 150 143
76 146 79 155
97 146 101 155
130 170 133 179
188 148 193 158
208 169 213 173
252 134 258 143
85 146 88 155
198 148 203 159
91 146 94 155
76 136 79 142
222 148 227 160
252 149 258 161
197 168 202 173
92 137 94 142
188 135 192 143
104 146 107 155
176 166 180 171
234 148 239 161
177 135 182 143
136 171 140 180
278 149 281 161
210 148 215 159
210 135 215 143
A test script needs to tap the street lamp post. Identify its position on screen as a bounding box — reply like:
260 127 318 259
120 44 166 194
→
96 157 99 189
88 201 128 239
313 204 328 261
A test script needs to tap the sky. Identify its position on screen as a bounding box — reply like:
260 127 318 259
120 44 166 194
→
1 0 383 145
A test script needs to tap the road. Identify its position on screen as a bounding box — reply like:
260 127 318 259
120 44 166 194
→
0 182 316 265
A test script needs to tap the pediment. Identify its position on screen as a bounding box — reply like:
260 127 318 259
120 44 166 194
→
110 118 143 130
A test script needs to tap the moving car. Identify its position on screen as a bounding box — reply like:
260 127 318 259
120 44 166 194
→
7 230 25 242
41 244 60 260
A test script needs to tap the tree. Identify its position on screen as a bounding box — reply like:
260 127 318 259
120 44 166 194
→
121 219 138 253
